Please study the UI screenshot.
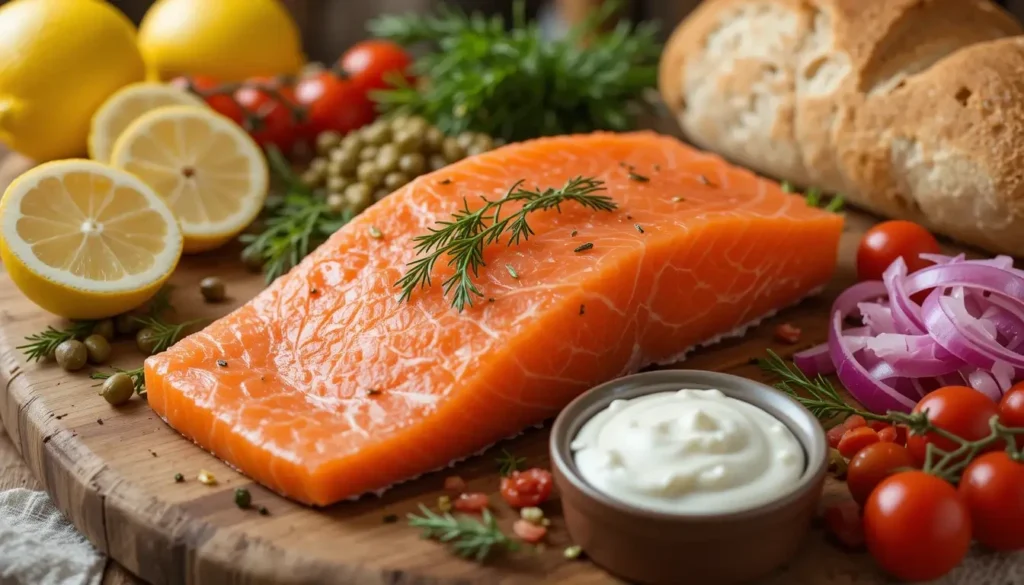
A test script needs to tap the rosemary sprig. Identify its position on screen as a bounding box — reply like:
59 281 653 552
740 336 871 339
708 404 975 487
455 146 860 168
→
17 321 96 362
407 505 514 562
240 146 352 282
90 366 146 397
396 176 616 312
133 317 206 354
757 350 887 424
496 449 526 476
369 0 661 143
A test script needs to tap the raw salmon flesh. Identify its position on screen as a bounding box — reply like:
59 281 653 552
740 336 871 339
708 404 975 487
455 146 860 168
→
146 132 843 505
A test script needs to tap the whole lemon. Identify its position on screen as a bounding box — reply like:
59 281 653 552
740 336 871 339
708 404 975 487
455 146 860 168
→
139 0 305 82
0 0 146 162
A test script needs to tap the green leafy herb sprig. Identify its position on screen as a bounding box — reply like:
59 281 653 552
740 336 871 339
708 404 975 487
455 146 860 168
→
396 176 616 312
17 321 97 363
241 146 352 282
408 505 515 562
496 449 526 476
781 181 844 213
368 0 661 143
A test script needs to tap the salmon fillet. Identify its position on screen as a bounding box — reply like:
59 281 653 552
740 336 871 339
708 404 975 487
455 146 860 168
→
146 132 843 506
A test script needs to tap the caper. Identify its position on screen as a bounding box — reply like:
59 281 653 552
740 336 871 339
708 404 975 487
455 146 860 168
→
92 319 115 341
241 247 263 272
326 175 351 193
356 161 383 187
397 152 426 176
100 373 135 406
456 132 477 149
383 171 410 191
55 339 87 372
326 192 348 214
466 143 489 157
359 145 380 162
393 130 422 154
115 313 140 335
474 135 495 151
362 123 392 146
199 276 226 303
327 156 357 178
428 154 449 171
136 328 160 355
316 131 342 154
83 334 111 365
344 183 373 212
441 138 465 163
423 127 445 152
341 133 364 152
375 144 400 173
389 116 409 132
309 157 328 174
373 188 391 202
300 168 324 188
404 116 429 135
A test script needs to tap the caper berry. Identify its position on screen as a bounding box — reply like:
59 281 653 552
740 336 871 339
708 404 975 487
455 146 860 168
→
428 154 449 171
326 175 351 193
55 339 87 372
474 135 495 151
441 138 465 163
100 373 134 406
393 130 422 153
423 127 444 152
241 247 263 272
199 276 226 303
83 334 111 365
359 145 380 162
397 152 426 176
356 161 383 187
362 123 392 146
92 319 115 341
344 183 373 212
383 171 410 191
466 143 489 157
115 313 140 335
315 131 342 154
136 328 160 355
326 192 347 214
455 132 477 149
373 188 391 202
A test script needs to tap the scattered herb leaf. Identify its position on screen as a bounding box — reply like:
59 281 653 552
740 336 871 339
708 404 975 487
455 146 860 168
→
369 226 383 239
407 505 514 562
570 230 578 237
496 448 526 476
217 360 228 367
573 242 594 253
18 321 96 362
627 172 649 183
505 264 519 279
634 223 644 234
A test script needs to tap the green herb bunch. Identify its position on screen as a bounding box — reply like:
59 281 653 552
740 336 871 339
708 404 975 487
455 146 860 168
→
368 1 661 143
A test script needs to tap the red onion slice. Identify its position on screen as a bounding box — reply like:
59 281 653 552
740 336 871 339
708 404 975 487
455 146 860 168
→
883 259 924 334
921 292 1024 375
829 309 917 414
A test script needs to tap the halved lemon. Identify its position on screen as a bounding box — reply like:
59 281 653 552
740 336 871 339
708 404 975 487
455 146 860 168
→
110 105 268 253
88 82 207 164
0 160 183 320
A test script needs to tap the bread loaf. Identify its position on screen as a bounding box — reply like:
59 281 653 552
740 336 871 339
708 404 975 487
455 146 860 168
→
659 0 1024 255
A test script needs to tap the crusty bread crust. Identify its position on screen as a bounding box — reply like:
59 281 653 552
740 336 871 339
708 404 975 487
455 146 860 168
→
659 0 1024 255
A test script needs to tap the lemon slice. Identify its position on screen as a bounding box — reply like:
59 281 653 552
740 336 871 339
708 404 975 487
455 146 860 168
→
110 105 268 253
88 82 207 164
0 160 183 320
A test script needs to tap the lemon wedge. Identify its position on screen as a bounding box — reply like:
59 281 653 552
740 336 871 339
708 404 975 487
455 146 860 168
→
110 105 268 253
0 160 183 320
88 82 206 164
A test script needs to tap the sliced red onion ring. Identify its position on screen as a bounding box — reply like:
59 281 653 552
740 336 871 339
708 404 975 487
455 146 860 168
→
829 311 917 412
922 292 1024 375
883 259 924 334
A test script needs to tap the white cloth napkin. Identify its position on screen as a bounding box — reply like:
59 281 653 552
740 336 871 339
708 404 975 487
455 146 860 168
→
0 489 104 585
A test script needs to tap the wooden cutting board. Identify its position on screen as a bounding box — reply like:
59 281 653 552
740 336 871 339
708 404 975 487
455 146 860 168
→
0 151 1020 585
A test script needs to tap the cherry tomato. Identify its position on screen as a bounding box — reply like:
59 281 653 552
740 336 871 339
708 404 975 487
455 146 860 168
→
512 519 548 543
846 442 916 506
234 78 301 150
499 468 554 508
822 501 864 549
170 75 245 124
856 220 941 282
294 71 376 137
843 415 867 430
453 492 489 513
864 471 971 582
999 382 1024 449
906 386 1000 467
959 451 1024 550
837 427 880 459
443 476 466 493
339 40 414 93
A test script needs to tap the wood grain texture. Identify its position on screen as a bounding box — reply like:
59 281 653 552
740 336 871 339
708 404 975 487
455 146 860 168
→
0 149 1020 585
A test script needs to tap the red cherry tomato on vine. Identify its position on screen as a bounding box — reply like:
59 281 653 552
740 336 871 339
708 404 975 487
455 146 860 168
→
294 71 376 137
846 442 916 506
339 40 414 93
864 470 971 582
959 451 1024 551
999 382 1024 449
499 468 553 508
170 75 244 124
234 78 302 150
856 220 940 282
906 385 1000 467
837 426 880 459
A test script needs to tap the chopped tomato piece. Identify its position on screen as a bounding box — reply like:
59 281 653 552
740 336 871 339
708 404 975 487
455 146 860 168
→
444 476 466 493
774 323 801 344
877 426 899 443
837 427 880 459
513 519 548 543
843 415 868 430
500 468 554 508
823 501 864 549
453 492 488 513
868 420 888 432
827 425 846 449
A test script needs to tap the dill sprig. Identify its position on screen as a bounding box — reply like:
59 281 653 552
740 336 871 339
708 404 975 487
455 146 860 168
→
368 0 661 143
758 350 885 424
496 449 526 477
240 146 352 282
407 505 514 562
17 321 96 362
90 366 146 397
396 176 616 312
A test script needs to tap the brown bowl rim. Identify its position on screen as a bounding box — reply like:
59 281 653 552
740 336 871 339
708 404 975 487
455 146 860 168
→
550 369 828 523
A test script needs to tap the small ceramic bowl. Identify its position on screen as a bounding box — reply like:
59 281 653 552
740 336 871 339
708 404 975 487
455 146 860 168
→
550 370 827 585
